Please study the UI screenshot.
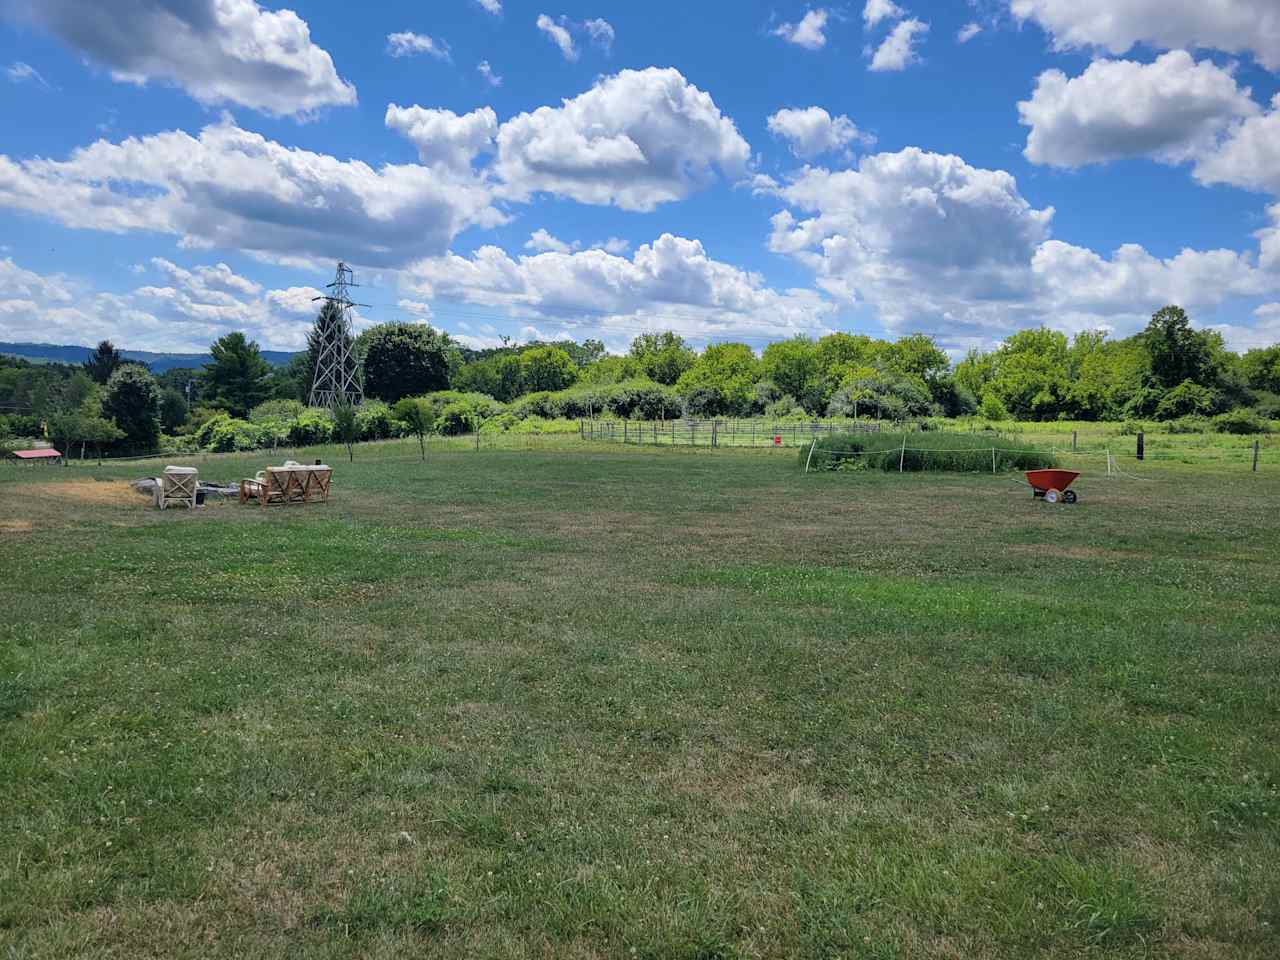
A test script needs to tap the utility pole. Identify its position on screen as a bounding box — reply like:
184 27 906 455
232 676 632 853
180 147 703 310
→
309 262 367 409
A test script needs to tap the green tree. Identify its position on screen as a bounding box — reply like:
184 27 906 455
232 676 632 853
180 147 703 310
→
954 348 997 401
579 355 643 385
983 328 1071 420
455 353 525 401
1144 306 1214 389
1240 345 1280 393
201 332 273 417
83 416 124 463
393 397 433 460
102 365 161 451
159 388 189 432
520 346 578 392
761 337 820 411
45 410 84 465
630 332 696 386
675 343 760 416
362 323 460 402
883 334 949 386
332 401 359 463
815 333 877 375
83 340 123 385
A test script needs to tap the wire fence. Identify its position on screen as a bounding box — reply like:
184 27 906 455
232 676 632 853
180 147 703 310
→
580 418 883 448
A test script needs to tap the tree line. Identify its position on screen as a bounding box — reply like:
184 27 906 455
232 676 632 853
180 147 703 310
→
3 303 1277 458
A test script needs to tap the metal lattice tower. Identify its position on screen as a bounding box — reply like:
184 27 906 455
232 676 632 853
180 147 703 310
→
308 262 365 408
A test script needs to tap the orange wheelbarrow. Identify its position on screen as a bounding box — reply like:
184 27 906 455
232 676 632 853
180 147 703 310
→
1025 468 1080 504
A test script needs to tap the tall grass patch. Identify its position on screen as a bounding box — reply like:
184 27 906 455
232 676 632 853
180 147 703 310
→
804 430 1055 472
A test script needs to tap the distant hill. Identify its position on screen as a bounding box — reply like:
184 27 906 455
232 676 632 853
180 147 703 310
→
0 342 298 372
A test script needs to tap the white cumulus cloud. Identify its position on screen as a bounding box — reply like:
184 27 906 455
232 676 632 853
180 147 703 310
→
774 9 829 50
767 107 875 160
10 0 356 117
0 117 504 268
474 0 502 14
384 105 498 172
869 18 929 71
525 228 576 253
492 67 751 211
1193 95 1280 195
1019 52 1260 168
1009 0 1280 71
763 146 1280 349
402 233 837 346
957 23 982 43
863 0 903 29
477 60 503 86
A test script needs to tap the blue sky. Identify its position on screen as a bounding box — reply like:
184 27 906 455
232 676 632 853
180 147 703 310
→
1 0 1279 355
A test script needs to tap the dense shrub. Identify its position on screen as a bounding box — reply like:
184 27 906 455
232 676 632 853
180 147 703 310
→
288 409 334 446
804 431 1054 473
249 399 305 422
479 412 520 433
1163 415 1212 434
413 391 504 429
602 380 680 419
510 391 563 420
764 395 804 419
437 401 479 435
356 400 402 440
681 386 729 418
1251 391 1280 420
204 417 267 452
979 394 1009 421
1211 409 1271 435
1154 380 1218 420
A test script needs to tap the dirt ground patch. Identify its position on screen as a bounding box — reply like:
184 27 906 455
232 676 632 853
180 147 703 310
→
0 519 34 533
13 480 139 506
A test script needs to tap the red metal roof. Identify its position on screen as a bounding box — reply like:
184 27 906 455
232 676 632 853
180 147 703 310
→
10 448 62 459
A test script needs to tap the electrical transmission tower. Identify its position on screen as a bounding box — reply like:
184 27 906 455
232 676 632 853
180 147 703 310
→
309 261 366 408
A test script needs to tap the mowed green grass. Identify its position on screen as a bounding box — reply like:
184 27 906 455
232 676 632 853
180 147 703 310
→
1 444 1278 959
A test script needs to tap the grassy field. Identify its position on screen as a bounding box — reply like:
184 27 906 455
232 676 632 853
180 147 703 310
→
2 441 1278 958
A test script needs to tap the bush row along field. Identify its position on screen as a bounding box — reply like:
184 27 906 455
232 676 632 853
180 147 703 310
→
1 441 1277 958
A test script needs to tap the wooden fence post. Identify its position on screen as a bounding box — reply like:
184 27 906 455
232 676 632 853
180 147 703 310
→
899 435 906 473
711 421 718 448
1136 431 1144 461
1254 440 1260 472
1072 430 1077 452
624 421 629 444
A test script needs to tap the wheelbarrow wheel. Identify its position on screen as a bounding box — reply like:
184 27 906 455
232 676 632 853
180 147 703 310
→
1063 489 1077 504
1044 488 1060 504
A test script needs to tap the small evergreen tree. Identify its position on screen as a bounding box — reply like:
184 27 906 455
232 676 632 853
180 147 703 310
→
201 332 272 417
84 341 124 385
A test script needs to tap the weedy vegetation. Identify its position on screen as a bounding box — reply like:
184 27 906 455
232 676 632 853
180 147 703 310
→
804 431 1055 472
